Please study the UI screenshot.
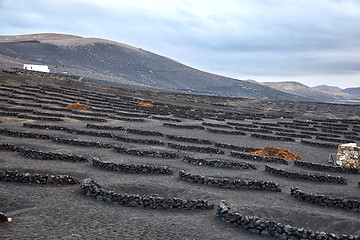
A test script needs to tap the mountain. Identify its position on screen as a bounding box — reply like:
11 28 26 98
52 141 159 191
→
313 85 343 91
260 81 338 103
259 81 360 104
313 85 360 96
0 33 311 102
342 87 360 95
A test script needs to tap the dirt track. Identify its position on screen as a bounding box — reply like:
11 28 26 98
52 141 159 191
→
0 71 359 239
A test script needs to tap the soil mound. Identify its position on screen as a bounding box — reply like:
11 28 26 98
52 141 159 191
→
138 102 154 108
65 103 88 110
251 147 302 161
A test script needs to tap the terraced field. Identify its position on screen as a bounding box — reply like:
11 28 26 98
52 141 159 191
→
0 71 359 239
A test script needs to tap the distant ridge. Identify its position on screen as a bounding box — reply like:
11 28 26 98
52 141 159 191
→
0 33 358 104
260 81 337 103
313 85 342 91
342 87 360 95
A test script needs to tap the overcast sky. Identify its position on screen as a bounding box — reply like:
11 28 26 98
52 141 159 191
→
1 0 360 88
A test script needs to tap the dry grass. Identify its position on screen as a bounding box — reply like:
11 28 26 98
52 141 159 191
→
65 103 88 110
138 102 154 108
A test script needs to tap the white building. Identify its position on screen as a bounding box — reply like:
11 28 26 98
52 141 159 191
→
23 64 50 73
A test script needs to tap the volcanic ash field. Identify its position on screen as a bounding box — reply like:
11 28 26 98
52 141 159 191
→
0 71 359 240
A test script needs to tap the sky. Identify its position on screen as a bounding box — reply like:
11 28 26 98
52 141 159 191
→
1 0 360 88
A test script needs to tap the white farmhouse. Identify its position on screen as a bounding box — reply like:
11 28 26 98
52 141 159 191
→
23 64 50 73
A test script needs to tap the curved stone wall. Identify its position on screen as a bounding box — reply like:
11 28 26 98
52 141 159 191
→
23 123 68 131
163 123 205 130
0 143 21 152
230 152 289 165
0 111 19 116
294 160 360 174
114 135 165 145
300 131 340 138
265 165 347 184
300 140 338 149
86 123 125 131
126 128 164 137
166 135 213 145
80 178 214 210
168 143 224 154
32 111 66 118
0 169 79 185
227 122 259 128
151 116 181 122
291 187 360 213
315 136 347 144
183 156 256 169
235 126 272 134
17 114 63 121
202 122 234 129
275 132 312 139
92 158 173 174
261 125 296 133
214 143 254 152
179 170 281 192
52 137 114 148
113 146 179 159
0 127 53 140
207 128 246 135
20 148 88 162
217 200 359 239
251 133 295 142
22 123 165 146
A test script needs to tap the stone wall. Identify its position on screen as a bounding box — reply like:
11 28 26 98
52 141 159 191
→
315 136 347 144
275 132 312 139
251 133 295 142
23 123 165 146
163 123 205 130
214 143 254 152
294 160 360 174
207 128 246 135
235 126 272 134
113 146 179 159
0 143 20 152
18 114 63 121
265 165 347 184
291 187 360 213
92 158 173 174
179 170 281 192
52 137 114 148
0 169 79 185
126 128 164 137
230 152 289 165
167 143 224 154
80 178 214 210
0 127 53 140
151 116 181 122
301 140 338 149
202 122 233 129
166 135 213 145
19 148 88 162
217 200 359 239
86 123 125 131
183 156 256 169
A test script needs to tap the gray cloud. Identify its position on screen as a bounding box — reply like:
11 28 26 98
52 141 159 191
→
0 0 359 88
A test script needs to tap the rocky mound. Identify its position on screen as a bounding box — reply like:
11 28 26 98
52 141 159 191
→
251 146 302 161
